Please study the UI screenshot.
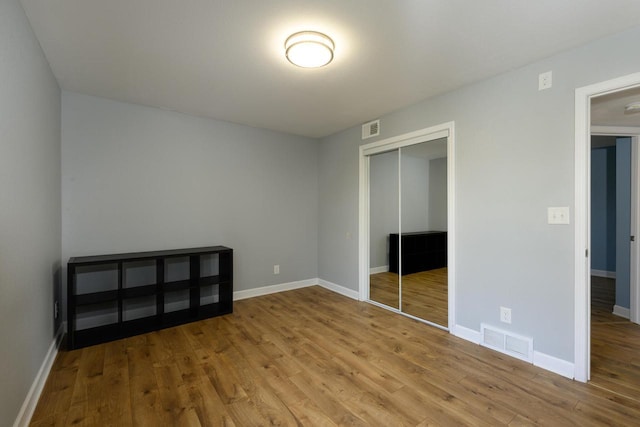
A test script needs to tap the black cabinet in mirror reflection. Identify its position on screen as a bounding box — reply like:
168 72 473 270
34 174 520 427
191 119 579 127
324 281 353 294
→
389 231 447 275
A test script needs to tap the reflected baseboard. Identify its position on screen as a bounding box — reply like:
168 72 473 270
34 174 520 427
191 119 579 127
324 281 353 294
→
369 265 389 274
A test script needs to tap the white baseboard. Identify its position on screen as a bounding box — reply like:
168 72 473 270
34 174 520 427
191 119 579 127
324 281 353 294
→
232 277 359 302
14 325 64 427
451 324 575 380
591 269 616 279
533 351 574 379
613 305 631 319
450 324 481 344
317 278 359 300
233 278 317 301
369 265 389 274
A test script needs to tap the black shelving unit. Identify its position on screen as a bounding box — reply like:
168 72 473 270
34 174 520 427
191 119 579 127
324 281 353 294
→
67 246 233 350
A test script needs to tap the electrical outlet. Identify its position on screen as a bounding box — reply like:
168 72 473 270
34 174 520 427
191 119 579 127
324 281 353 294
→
539 71 552 90
500 306 512 324
274 264 280 275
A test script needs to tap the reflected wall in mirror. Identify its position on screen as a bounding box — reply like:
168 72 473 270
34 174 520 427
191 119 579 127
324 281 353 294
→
369 149 399 309
400 139 448 326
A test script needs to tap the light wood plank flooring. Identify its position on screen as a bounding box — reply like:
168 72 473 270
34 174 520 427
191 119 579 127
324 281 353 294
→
370 268 447 326
590 276 640 402
32 286 640 426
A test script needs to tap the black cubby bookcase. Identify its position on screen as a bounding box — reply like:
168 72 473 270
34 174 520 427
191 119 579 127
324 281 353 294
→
67 246 232 350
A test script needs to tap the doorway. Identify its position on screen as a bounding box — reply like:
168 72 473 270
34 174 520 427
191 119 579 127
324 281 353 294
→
575 73 640 382
358 122 456 329
589 133 639 397
590 135 634 319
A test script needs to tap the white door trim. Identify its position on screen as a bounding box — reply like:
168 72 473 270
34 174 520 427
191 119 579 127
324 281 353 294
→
574 72 640 383
358 121 456 329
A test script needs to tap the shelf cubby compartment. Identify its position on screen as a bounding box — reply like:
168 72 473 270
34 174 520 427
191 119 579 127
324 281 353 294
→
123 259 156 288
73 301 120 348
73 263 118 296
200 284 220 306
122 295 158 337
163 289 192 326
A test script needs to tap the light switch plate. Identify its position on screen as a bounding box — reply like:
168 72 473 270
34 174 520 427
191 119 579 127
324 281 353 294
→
548 207 570 224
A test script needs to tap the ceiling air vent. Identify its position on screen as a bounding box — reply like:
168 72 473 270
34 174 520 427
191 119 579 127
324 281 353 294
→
362 119 380 140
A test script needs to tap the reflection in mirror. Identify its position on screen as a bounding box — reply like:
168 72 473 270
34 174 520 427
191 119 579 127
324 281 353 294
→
400 138 448 326
369 150 399 309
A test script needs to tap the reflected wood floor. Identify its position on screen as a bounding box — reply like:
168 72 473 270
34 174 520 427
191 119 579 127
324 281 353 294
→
370 268 447 326
590 276 640 402
32 286 640 426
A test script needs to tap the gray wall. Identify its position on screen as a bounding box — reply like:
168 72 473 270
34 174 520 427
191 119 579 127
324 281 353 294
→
318 25 640 363
62 93 318 309
401 155 430 232
369 150 399 269
428 157 447 231
0 0 61 423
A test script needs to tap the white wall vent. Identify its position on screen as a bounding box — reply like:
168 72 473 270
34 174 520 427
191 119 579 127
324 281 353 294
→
480 323 533 363
362 119 380 139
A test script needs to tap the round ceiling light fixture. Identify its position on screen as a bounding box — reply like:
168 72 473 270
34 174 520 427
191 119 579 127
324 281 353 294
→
625 101 640 114
285 31 334 68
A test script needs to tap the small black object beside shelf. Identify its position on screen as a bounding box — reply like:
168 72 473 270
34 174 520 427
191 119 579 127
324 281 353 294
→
67 246 233 350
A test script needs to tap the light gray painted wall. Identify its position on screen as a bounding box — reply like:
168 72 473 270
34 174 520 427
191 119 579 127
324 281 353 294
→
369 150 399 269
0 0 61 423
428 157 447 231
318 25 640 363
401 155 430 232
62 92 318 310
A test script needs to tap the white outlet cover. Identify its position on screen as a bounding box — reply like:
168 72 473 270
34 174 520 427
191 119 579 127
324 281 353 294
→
500 306 512 324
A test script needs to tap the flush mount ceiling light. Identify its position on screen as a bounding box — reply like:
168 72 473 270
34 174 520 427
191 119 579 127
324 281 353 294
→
625 101 640 114
285 31 334 68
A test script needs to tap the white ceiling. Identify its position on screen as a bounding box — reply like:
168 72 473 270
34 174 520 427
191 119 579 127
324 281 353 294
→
20 0 640 138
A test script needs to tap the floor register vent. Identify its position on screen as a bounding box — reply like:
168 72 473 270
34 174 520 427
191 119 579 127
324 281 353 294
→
480 323 533 363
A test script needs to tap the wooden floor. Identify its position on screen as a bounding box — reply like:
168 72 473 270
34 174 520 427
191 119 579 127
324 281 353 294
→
590 276 640 402
31 285 640 426
370 268 447 326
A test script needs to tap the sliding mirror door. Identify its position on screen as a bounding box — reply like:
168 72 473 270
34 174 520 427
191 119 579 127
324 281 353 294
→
369 149 400 309
400 139 448 326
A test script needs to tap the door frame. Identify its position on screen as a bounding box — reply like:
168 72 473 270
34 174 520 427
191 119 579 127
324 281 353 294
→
574 73 640 382
358 121 456 329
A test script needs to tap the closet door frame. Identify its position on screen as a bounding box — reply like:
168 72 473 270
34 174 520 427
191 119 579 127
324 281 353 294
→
358 121 456 329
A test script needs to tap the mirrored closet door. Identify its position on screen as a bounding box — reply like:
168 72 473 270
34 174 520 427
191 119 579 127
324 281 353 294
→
400 139 448 326
367 137 448 328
